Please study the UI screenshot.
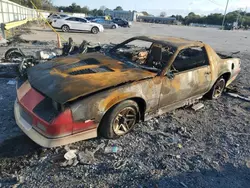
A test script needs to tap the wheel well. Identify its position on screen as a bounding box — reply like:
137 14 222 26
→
97 97 146 136
127 97 146 121
102 97 146 122
221 72 231 83
61 24 69 29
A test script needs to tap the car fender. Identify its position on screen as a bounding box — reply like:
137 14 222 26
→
70 77 162 123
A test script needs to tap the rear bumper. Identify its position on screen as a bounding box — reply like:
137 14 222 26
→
14 100 97 148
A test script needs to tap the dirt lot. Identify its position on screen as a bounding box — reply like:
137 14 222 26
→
0 22 250 187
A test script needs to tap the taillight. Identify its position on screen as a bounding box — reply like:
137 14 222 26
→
34 108 95 138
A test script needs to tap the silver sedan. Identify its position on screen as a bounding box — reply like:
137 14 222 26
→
92 19 118 29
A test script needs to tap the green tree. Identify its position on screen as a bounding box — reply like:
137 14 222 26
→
114 6 123 11
141 11 149 16
160 11 166 17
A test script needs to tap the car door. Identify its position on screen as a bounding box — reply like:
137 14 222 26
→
159 46 212 109
76 18 90 31
100 20 107 28
65 17 78 30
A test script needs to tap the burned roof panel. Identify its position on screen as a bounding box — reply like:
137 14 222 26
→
132 36 203 48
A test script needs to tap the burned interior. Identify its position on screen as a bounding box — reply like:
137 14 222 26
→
109 37 176 72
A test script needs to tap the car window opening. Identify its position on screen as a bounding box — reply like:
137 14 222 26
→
111 39 176 72
171 46 209 73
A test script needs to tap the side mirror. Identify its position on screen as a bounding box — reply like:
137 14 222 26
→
166 71 175 80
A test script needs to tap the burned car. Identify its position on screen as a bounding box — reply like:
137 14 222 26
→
14 36 241 147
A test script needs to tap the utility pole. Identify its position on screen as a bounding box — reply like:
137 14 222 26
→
221 0 230 30
241 6 247 27
236 8 242 28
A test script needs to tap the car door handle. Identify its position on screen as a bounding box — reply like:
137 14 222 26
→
205 72 211 75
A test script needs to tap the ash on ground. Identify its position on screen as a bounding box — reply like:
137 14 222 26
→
0 39 250 188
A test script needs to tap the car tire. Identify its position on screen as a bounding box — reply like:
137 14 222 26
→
61 25 70 32
205 77 226 99
91 26 99 34
5 48 24 61
111 25 116 29
99 100 139 139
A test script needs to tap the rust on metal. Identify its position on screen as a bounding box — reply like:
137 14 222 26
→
26 35 240 124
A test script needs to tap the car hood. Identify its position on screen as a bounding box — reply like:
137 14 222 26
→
27 53 156 104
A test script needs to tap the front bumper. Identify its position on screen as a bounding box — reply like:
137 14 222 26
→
14 100 97 148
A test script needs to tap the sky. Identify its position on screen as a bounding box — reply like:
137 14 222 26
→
53 0 250 16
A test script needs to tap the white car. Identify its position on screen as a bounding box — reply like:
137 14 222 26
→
52 17 104 34
47 13 69 24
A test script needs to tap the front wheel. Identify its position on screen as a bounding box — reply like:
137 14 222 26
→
61 25 70 32
111 25 116 29
99 100 139 139
91 27 99 34
206 77 226 99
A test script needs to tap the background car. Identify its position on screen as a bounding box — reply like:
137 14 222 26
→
92 19 118 29
112 18 131 27
47 13 69 24
85 16 96 21
52 16 104 34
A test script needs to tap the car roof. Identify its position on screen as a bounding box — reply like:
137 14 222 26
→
133 36 203 48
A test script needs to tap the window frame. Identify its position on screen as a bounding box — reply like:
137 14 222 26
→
66 17 77 21
76 18 87 23
109 38 177 73
169 46 210 74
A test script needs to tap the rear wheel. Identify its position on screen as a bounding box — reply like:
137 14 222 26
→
99 100 139 139
91 27 99 34
111 25 116 29
61 25 70 32
206 77 226 99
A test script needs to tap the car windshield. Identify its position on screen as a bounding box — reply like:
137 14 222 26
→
109 39 176 72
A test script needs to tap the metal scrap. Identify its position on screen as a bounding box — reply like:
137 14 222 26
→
226 92 250 102
192 103 205 111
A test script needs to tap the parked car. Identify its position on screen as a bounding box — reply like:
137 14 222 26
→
85 16 97 21
92 19 118 29
52 16 104 34
15 36 241 147
112 18 131 27
47 13 69 24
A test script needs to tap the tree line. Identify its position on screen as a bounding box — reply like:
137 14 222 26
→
9 0 123 16
171 11 250 26
8 0 250 26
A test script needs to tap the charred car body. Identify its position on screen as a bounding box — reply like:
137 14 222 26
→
14 36 241 147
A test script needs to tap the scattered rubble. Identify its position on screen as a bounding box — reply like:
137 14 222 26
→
226 92 250 102
7 80 16 85
0 33 250 187
192 103 205 111
104 146 121 153
64 150 78 160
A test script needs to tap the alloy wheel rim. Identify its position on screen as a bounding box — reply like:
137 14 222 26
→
63 26 68 32
113 107 137 135
213 80 225 98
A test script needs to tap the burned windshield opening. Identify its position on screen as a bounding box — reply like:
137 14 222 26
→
110 39 176 72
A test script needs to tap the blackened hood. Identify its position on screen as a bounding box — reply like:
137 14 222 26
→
27 53 156 104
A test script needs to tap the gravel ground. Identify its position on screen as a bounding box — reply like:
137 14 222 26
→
0 23 250 187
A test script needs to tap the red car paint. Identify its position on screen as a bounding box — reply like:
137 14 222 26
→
17 84 95 138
